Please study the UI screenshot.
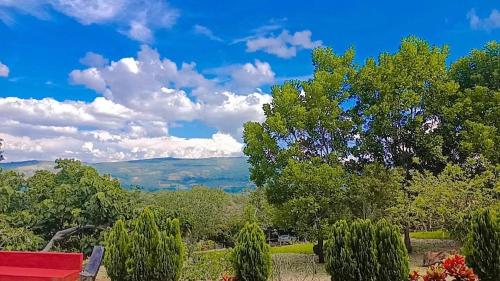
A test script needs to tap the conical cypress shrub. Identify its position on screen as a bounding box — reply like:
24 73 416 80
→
127 207 161 281
155 218 184 281
104 219 130 281
232 222 271 281
349 219 378 281
325 220 357 281
375 219 409 281
463 208 500 281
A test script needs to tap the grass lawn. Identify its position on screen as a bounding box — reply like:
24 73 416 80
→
269 231 450 255
271 243 314 254
410 230 450 239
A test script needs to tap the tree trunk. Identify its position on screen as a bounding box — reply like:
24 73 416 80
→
404 225 412 253
313 238 325 263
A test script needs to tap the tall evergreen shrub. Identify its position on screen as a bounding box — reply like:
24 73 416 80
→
463 208 500 281
324 220 357 281
232 222 271 281
350 219 379 281
104 219 130 281
105 208 184 281
127 208 160 281
375 219 409 281
155 218 184 281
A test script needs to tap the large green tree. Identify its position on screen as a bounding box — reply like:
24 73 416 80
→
244 47 356 262
441 41 499 164
352 37 458 251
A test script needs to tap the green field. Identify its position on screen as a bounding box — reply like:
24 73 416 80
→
410 230 450 239
271 243 314 254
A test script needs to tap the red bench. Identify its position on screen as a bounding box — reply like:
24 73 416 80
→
0 251 83 281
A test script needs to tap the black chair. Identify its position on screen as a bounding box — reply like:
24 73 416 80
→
80 246 105 281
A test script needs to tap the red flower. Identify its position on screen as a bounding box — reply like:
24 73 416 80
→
442 255 478 281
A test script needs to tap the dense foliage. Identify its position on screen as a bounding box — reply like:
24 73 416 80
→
146 186 247 247
232 222 272 281
463 208 500 281
0 159 133 253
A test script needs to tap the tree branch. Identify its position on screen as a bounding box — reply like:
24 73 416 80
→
42 225 95 252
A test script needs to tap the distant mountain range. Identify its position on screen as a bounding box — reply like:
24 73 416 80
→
0 157 254 193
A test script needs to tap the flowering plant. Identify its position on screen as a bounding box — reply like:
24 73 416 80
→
408 255 478 281
442 255 478 281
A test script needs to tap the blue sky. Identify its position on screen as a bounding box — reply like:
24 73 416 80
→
0 0 498 162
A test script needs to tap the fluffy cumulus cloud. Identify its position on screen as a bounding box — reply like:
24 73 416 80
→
467 8 500 31
1 46 273 162
0 0 179 42
245 29 322 58
0 61 9 77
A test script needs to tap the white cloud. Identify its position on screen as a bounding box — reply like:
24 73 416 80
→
1 45 274 162
0 0 179 42
206 60 275 92
50 0 125 24
245 29 322 58
79 52 109 67
127 20 153 43
193 24 223 42
0 61 9 77
467 9 500 31
0 131 243 162
70 45 273 133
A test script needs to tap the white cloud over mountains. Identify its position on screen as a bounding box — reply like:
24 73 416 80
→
1 46 273 162
0 0 179 42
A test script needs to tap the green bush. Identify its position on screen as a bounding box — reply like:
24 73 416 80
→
127 208 160 281
104 208 184 281
104 219 129 281
155 218 184 281
232 222 271 281
463 208 500 281
325 220 356 281
375 219 409 281
350 219 378 281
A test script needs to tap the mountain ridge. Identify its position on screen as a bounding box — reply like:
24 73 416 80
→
0 157 254 193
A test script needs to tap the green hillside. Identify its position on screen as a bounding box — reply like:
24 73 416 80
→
0 157 254 192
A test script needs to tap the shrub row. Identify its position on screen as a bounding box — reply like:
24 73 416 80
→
105 214 273 281
325 219 409 281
